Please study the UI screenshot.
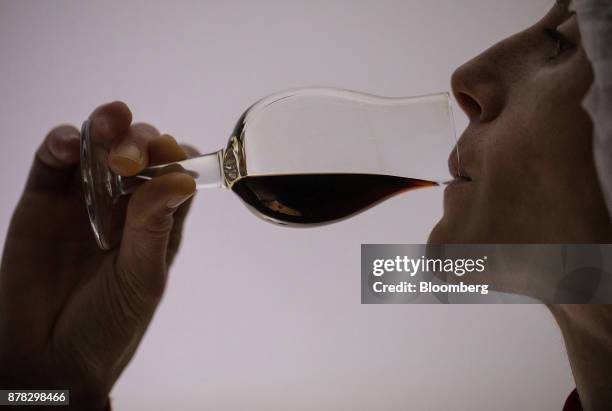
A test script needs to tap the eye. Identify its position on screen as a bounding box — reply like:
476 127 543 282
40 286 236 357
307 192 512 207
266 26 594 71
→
544 28 575 60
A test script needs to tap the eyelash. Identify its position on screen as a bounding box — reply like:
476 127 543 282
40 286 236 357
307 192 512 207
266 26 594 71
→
544 28 575 60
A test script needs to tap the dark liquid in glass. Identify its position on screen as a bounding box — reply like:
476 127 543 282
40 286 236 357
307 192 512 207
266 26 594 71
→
231 173 436 225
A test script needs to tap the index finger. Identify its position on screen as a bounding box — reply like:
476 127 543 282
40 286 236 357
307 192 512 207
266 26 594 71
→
108 122 160 176
88 101 133 147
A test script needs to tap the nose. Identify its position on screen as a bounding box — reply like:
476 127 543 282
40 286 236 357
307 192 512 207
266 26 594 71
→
450 49 506 123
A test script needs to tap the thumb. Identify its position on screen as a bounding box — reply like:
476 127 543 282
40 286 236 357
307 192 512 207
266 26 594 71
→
116 172 196 298
26 125 81 193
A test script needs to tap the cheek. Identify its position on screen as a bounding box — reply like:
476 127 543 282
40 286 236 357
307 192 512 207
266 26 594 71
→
476 124 544 227
471 89 595 241
482 51 595 202
521 70 594 183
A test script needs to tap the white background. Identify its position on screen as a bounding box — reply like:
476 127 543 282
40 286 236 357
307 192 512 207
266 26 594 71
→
0 1 573 410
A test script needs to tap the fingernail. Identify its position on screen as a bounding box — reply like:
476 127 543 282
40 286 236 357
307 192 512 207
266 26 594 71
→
167 192 194 209
47 130 79 163
48 131 79 162
114 141 142 163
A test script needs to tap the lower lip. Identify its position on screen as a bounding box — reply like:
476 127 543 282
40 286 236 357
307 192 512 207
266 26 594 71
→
444 177 471 191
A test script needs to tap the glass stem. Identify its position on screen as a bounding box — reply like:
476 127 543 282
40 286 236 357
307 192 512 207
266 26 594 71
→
117 149 225 195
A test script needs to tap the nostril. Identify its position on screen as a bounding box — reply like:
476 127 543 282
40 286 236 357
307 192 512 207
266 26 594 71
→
457 92 482 120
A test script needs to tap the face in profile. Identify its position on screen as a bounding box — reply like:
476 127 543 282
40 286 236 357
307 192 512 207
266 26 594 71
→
429 3 612 245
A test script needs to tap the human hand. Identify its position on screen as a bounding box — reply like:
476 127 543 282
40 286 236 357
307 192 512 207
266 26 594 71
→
0 102 196 410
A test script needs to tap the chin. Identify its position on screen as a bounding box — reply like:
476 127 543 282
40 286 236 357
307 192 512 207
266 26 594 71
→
428 214 474 244
427 219 449 244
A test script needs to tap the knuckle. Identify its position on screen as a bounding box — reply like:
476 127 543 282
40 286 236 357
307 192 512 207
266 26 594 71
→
106 100 132 121
131 122 160 139
90 101 133 138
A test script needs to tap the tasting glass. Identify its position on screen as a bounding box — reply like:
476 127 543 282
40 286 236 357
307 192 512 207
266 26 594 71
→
81 88 459 249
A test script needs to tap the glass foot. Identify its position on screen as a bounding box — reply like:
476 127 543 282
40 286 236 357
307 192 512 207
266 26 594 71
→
80 119 126 250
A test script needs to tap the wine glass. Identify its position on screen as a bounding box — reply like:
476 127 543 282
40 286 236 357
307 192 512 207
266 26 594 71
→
81 87 459 249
